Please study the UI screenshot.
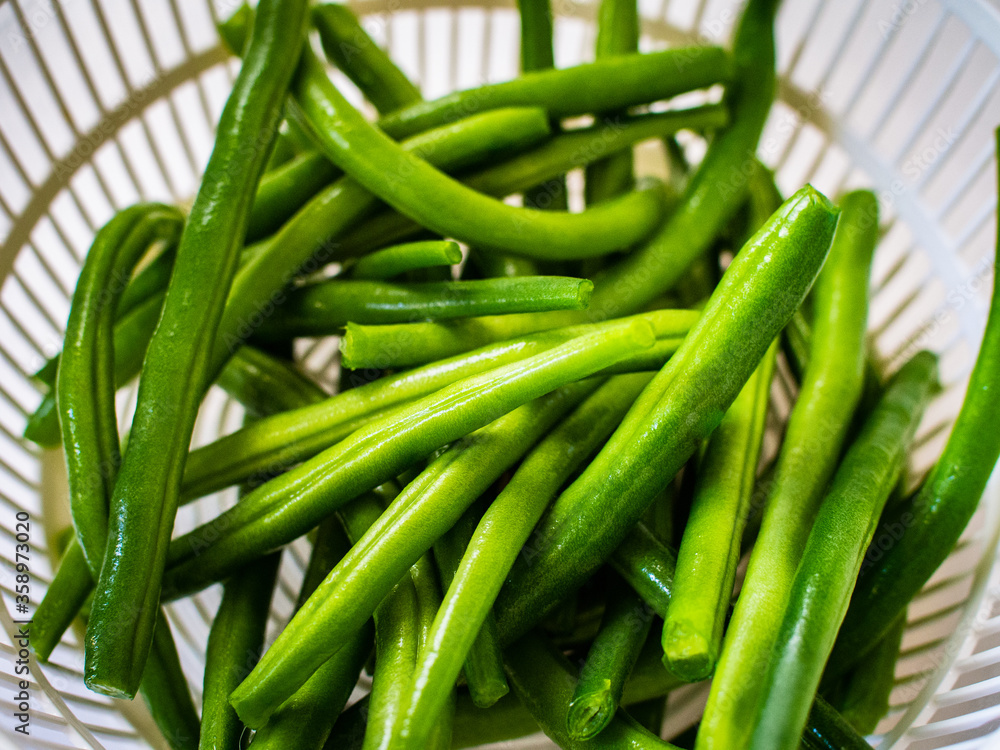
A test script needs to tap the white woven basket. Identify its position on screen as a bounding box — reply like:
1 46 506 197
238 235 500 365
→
1 0 1000 747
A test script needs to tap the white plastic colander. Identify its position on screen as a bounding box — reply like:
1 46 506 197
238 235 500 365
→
1 0 1000 747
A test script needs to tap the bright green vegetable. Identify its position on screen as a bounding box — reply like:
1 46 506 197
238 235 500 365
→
567 579 654 740
747 351 939 750
585 0 639 205
698 190 877 750
226 376 610 727
216 345 328 417
253 276 594 340
340 306 698 371
164 320 653 606
495 185 839 644
199 554 280 750
139 611 201 750
504 632 681 749
249 518 371 750
85 0 309 699
579 0 779 322
802 697 876 750
608 522 677 620
290 48 668 260
431 501 509 709
246 150 340 241
312 3 422 115
350 241 462 280
829 132 1000 676
393 374 651 750
377 47 731 140
55 204 183 577
30 540 91 662
662 341 776 682
833 613 905 735
517 0 555 72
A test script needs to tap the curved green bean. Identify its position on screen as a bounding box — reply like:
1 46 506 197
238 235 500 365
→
377 47 731 140
698 190 877 750
56 204 183 577
662 341 776 682
216 345 328 417
495 185 838 644
802 697 876 750
351 240 461 280
254 276 593 340
747 351 938 750
85 0 309 699
290 48 667 260
567 580 654 740
833 613 905 735
30 540 91 662
312 3 422 114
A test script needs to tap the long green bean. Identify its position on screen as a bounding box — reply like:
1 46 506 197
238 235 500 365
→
495 185 838 644
833 613 905 735
139 611 201 750
290 48 668 260
662 341 776 682
246 150 340 241
253 276 593 340
377 47 731 140
609 522 677 620
747 352 938 750
698 190 877 750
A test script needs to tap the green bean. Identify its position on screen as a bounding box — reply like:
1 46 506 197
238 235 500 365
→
30 540 91 662
139 611 201 750
609 522 677 620
340 306 698 371
802 697 875 750
431 501 509 709
351 241 461 280
698 190 876 750
226 375 603 728
200 553 280 750
290 48 667 260
662 341 776 682
56 204 183 577
331 103 727 266
377 47 731 140
567 580 655 740
828 134 1000 676
832 613 905 735
250 520 371 750
312 3 422 115
164 320 653 610
747 352 938 750
585 0 640 205
214 107 552 365
180 315 669 502
246 150 340 242
505 632 681 749
393 374 650 748
85 0 309 699
495 185 838 644
254 276 594 340
517 0 555 72
216 345 327 418
579 0 779 322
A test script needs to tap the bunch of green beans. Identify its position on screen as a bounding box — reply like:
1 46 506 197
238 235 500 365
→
27 2 999 750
